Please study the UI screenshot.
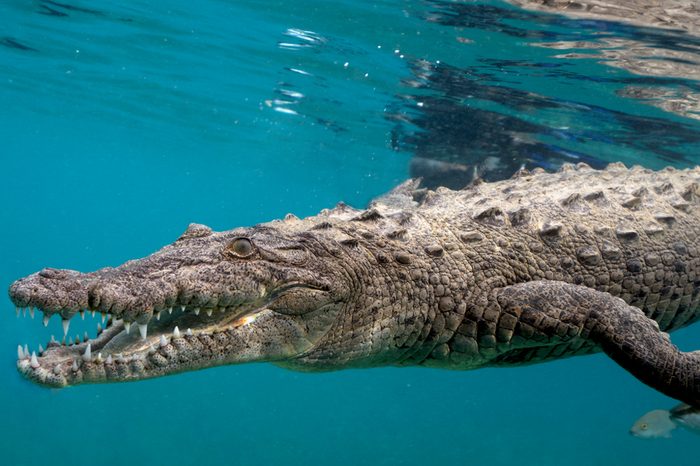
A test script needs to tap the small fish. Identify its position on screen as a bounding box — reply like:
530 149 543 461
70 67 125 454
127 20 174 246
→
630 404 700 438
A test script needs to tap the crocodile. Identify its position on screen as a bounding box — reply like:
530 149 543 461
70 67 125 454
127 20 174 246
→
8 163 700 406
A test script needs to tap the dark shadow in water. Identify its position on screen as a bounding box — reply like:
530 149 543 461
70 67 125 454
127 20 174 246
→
479 58 700 93
0 37 38 52
37 4 68 17
392 1 700 188
389 61 608 187
38 0 105 17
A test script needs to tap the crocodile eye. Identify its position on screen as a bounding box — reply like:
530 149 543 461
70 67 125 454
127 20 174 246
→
228 238 254 258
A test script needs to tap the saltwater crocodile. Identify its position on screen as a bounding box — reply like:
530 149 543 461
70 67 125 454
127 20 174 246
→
8 163 700 406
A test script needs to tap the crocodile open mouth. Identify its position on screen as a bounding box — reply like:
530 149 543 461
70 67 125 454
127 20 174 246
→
9 224 341 387
14 301 269 387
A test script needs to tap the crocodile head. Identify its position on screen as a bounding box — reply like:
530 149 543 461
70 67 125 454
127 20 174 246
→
9 222 354 387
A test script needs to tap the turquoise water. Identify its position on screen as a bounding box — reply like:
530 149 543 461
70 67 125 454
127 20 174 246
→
2 1 700 465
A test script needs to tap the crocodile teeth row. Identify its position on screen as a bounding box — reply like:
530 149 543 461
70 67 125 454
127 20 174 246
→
16 315 117 363
20 304 232 322
17 305 239 351
109 306 234 340
21 306 258 358
14 317 259 369
17 304 234 323
19 307 110 332
17 324 193 359
14 318 267 379
16 304 255 369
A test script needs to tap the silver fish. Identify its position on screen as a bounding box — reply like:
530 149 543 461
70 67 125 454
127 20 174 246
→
631 404 700 439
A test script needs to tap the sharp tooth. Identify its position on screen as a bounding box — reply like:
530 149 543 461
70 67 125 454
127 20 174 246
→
106 354 113 364
68 336 74 346
138 324 148 340
50 335 57 344
39 344 44 355
30 352 39 368
186 328 193 336
156 311 161 321
117 353 124 362
43 314 50 327
29 307 35 319
72 360 79 371
83 343 92 362
22 307 26 317
17 345 24 360
124 322 131 334
194 308 200 316
53 365 61 375
62 319 70 337
180 305 185 312
96 352 103 363
101 313 106 323
206 308 213 316
91 310 95 318
220 307 226 313
23 344 29 357
159 335 168 347
97 323 103 334
80 310 85 320
173 326 181 338
168 307 173 314
84 332 89 342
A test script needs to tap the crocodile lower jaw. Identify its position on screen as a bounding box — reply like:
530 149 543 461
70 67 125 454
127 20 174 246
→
15 304 268 386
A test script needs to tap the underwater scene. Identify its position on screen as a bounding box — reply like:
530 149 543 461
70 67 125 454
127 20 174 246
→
2 1 700 465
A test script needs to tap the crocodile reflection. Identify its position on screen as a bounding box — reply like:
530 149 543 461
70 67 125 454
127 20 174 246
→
391 1 700 187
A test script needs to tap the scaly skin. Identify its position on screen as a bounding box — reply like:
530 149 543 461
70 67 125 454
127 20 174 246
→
8 163 700 406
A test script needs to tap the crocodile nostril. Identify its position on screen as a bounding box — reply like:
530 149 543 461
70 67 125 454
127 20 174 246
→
87 287 100 309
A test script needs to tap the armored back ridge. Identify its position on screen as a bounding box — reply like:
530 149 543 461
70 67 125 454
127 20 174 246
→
9 163 700 407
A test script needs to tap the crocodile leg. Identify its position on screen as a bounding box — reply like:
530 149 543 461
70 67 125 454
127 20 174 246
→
493 281 700 407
